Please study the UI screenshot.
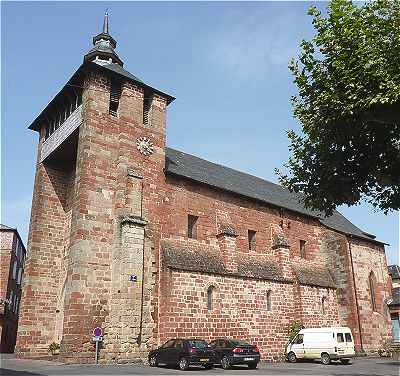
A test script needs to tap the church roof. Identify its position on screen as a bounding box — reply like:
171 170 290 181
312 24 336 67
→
161 239 290 283
165 147 385 245
0 224 15 231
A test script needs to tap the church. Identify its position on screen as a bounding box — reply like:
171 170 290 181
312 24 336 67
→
16 15 393 362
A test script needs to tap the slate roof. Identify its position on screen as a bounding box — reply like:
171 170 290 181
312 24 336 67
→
29 61 175 131
389 265 400 280
165 148 384 245
292 265 337 289
161 240 289 282
162 240 226 275
0 224 15 230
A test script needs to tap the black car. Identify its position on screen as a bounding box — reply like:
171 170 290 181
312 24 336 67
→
209 338 261 369
148 338 216 371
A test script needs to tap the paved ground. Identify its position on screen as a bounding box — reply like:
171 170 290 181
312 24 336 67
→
0 355 398 376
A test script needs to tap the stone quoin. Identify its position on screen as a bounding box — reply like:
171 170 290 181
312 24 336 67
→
15 13 393 363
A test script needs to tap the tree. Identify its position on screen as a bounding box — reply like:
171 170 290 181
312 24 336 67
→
278 0 400 215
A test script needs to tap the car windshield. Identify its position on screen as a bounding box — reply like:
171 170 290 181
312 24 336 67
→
231 340 251 346
187 340 208 348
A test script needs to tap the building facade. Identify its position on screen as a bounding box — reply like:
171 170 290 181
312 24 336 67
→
16 16 393 362
388 265 400 342
0 225 26 353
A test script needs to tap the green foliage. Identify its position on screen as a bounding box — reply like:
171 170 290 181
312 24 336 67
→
278 0 400 215
48 342 60 353
287 321 303 343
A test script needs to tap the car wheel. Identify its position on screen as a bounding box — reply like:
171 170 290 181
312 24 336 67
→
287 352 297 363
149 355 158 367
340 359 350 365
221 356 231 370
248 362 257 369
179 357 189 371
321 353 331 365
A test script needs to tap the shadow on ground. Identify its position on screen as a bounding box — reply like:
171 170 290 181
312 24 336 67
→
0 369 45 376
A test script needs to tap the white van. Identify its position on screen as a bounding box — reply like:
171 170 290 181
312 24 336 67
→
286 327 355 365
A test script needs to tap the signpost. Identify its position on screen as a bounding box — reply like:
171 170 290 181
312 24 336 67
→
92 327 103 365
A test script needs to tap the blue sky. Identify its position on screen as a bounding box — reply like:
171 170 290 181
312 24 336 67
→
1 1 398 265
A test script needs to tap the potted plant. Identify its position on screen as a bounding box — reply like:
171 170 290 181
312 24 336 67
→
48 342 60 355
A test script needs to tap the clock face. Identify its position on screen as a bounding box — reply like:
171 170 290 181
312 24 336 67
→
136 137 154 156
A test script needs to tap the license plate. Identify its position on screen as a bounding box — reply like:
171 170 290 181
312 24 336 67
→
200 358 209 362
244 357 254 361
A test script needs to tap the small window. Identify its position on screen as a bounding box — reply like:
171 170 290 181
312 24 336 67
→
109 81 121 117
143 95 153 125
266 290 272 311
345 333 353 343
369 271 377 311
300 240 306 258
187 215 198 239
248 230 256 251
337 333 344 342
321 297 326 315
207 286 214 310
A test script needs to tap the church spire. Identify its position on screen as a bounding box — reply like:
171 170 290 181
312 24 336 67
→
103 11 109 34
84 11 124 66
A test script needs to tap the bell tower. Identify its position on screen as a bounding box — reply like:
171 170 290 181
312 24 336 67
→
16 13 174 362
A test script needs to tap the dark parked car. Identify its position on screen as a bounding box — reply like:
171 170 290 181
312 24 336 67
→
209 338 261 369
148 338 216 371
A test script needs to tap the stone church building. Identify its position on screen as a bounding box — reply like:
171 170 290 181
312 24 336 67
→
16 15 393 362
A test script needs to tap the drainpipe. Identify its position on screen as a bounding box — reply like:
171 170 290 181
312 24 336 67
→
348 236 365 353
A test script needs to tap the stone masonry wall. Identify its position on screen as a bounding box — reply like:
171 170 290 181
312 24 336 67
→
158 268 339 361
350 239 392 352
0 231 14 302
16 132 75 358
157 174 391 355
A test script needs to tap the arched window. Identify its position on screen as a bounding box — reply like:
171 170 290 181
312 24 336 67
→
266 290 272 311
369 272 377 312
321 297 326 315
207 286 214 310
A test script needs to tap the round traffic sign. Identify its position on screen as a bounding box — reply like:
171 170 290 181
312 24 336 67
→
92 327 103 337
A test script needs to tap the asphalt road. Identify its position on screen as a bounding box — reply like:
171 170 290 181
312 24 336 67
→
0 355 398 376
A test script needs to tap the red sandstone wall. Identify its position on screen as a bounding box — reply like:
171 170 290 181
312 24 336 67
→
0 232 14 301
16 130 76 356
158 269 340 361
350 239 392 352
